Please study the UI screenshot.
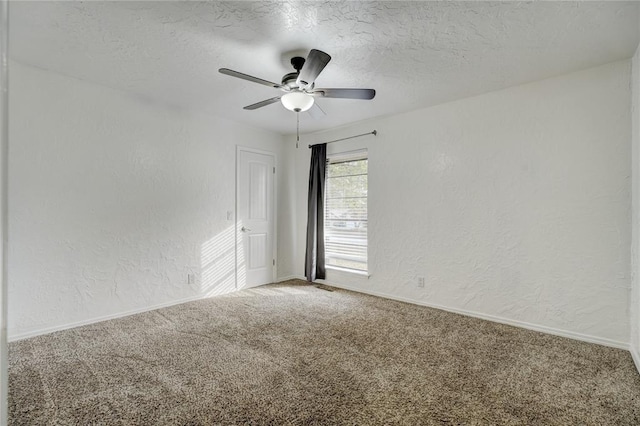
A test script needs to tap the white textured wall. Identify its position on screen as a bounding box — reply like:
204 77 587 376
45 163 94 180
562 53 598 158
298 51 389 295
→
8 62 286 339
8 58 633 348
0 0 8 419
288 60 631 347
631 46 640 368
276 142 297 280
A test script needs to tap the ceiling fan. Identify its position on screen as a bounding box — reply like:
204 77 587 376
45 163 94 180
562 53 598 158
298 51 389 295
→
219 49 376 116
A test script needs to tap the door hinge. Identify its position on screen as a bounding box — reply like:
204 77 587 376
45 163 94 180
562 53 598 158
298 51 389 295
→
273 166 276 174
273 259 275 266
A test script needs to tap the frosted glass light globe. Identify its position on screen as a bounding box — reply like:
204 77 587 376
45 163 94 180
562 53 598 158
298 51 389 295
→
281 92 314 112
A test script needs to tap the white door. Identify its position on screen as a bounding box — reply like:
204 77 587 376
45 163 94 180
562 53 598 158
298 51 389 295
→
237 148 275 289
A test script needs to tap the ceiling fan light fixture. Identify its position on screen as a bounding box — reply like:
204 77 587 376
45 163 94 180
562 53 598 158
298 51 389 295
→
281 92 314 112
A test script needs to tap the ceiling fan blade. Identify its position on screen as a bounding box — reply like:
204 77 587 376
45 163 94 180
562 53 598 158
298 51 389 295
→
243 97 281 110
296 49 331 88
219 68 282 89
314 88 376 100
307 101 326 119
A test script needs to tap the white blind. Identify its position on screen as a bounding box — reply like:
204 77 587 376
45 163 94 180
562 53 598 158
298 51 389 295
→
324 150 368 272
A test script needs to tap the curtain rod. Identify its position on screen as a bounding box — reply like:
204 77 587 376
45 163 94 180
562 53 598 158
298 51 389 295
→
308 130 377 149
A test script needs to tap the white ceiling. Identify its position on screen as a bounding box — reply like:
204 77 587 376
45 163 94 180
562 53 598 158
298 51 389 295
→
9 1 640 135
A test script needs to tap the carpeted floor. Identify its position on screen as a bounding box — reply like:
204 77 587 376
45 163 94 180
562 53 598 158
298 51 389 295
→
8 279 640 425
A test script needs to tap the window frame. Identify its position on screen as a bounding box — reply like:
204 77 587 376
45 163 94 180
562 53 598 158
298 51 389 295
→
324 149 368 274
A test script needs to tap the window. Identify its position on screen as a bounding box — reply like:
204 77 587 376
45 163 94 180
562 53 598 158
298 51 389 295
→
324 150 368 272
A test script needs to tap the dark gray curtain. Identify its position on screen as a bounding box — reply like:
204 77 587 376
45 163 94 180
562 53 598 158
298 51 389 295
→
305 143 327 281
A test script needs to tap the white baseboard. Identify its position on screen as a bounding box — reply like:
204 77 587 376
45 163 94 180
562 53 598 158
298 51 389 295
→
8 293 210 342
315 279 629 351
276 275 302 283
286 275 307 281
631 346 640 375
11 278 304 342
10 276 631 354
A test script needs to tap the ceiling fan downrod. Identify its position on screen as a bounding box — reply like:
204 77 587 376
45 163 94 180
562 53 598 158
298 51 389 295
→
291 56 305 73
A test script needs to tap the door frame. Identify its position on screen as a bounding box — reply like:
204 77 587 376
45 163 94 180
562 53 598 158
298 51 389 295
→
235 146 277 290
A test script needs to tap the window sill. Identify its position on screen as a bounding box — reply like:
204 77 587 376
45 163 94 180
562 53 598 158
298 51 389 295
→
326 265 370 278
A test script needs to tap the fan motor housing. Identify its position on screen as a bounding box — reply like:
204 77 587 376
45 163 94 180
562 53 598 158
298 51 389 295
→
281 72 299 89
282 56 308 89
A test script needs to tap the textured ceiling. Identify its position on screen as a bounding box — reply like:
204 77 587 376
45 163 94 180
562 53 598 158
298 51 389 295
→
9 1 640 135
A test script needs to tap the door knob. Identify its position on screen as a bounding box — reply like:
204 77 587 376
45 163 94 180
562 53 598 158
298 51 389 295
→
241 226 252 232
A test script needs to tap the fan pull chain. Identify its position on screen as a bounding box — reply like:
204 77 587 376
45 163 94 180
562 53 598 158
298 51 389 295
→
296 111 300 148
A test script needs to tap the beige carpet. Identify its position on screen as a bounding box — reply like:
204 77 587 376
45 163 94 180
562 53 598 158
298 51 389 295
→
8 279 640 425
